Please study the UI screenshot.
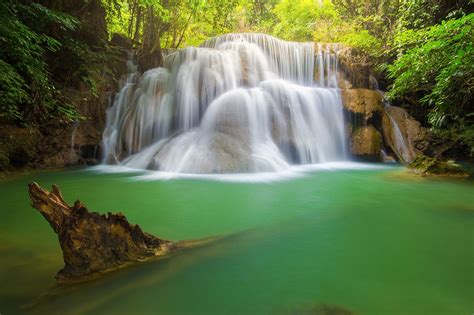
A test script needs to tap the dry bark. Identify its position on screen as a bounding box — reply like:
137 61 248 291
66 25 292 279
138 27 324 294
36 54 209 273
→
28 182 177 282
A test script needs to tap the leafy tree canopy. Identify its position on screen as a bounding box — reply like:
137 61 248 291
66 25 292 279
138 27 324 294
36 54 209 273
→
0 0 472 155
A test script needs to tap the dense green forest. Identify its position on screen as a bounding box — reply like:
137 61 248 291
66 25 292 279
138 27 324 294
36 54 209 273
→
1 0 473 157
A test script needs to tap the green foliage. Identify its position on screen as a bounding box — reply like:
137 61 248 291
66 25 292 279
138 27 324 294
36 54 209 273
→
387 13 474 155
103 0 168 42
0 0 81 123
273 0 337 41
0 60 28 120
387 14 474 123
270 0 383 57
339 30 382 56
236 0 278 33
161 0 241 48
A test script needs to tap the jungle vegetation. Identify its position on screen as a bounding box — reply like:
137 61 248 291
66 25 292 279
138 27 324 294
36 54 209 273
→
0 0 473 156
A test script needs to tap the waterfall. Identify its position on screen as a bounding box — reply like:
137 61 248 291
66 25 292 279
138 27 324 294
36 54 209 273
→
102 33 347 174
383 104 416 163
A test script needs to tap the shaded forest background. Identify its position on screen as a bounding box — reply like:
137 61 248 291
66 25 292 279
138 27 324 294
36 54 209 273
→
0 0 473 161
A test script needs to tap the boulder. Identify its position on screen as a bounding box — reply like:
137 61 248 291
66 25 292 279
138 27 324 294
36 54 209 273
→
340 89 383 122
350 125 382 160
282 303 355 315
151 131 254 174
382 105 429 163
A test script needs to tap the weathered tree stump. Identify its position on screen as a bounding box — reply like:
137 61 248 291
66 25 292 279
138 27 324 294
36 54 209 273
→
28 182 177 282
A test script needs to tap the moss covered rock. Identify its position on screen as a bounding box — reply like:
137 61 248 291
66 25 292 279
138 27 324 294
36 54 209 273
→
409 155 469 177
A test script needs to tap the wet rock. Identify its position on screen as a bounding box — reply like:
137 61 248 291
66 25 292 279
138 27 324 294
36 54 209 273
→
28 182 177 282
336 72 353 90
409 155 469 177
381 150 397 163
341 89 383 122
350 125 382 161
382 105 429 163
152 131 253 174
138 49 164 72
208 132 254 173
283 303 355 315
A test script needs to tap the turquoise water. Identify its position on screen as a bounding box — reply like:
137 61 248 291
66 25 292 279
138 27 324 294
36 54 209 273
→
0 165 473 314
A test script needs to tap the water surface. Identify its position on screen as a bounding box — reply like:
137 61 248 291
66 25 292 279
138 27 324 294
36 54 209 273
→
0 166 473 315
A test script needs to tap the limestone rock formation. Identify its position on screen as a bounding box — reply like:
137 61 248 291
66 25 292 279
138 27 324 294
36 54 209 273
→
28 182 176 282
336 46 378 90
340 89 383 121
340 87 385 162
350 126 382 160
382 105 429 163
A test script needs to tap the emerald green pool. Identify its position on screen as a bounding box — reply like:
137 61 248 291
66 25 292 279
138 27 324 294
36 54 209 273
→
0 165 473 315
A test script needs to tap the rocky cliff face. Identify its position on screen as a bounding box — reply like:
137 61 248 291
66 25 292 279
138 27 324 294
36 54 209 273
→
0 58 123 172
382 105 429 163
337 47 430 164
340 89 383 122
0 126 40 170
0 43 164 174
0 0 127 174
336 47 379 90
339 88 385 161
340 88 429 163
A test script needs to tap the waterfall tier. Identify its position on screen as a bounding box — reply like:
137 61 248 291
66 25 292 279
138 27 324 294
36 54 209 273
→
102 33 347 173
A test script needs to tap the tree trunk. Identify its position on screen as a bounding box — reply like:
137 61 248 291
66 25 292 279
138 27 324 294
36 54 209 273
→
28 182 176 282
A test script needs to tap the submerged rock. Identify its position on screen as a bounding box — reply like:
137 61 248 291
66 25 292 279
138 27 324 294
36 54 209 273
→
409 155 469 177
282 304 355 315
28 182 177 282
382 105 429 164
350 125 382 161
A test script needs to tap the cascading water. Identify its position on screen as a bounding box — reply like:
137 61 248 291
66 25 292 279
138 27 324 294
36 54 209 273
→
102 33 347 174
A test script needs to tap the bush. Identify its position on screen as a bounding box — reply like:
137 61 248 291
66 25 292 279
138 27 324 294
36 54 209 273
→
387 14 474 125
0 0 81 124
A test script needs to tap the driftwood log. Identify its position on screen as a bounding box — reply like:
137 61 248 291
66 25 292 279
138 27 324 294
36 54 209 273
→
28 182 177 282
